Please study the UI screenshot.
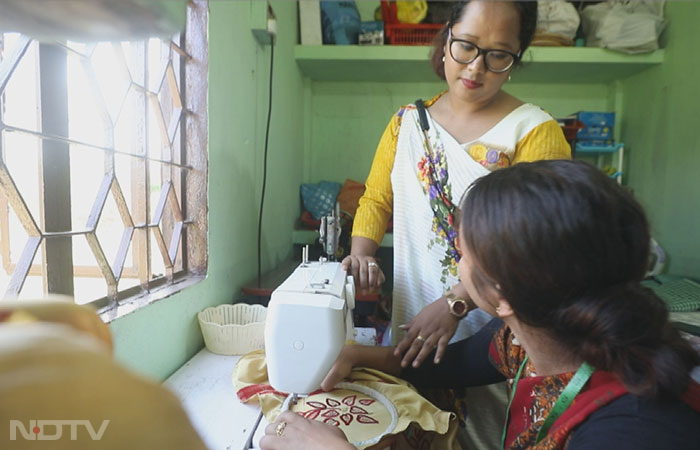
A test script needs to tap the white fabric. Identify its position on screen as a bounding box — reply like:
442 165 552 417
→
390 102 557 344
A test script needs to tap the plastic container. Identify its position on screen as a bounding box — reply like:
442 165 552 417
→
197 304 267 355
381 1 442 46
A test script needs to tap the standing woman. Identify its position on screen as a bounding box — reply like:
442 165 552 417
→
343 2 570 447
344 0 569 356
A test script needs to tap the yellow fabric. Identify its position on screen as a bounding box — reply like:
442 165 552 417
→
352 94 441 245
0 297 113 350
512 119 572 163
233 349 457 450
352 94 571 245
0 321 207 449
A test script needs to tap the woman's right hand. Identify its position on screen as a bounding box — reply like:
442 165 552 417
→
321 345 356 391
259 411 354 450
341 255 385 290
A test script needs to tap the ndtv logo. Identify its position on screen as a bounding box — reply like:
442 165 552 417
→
10 420 110 441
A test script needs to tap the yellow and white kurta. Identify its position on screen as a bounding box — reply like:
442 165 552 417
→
353 93 571 344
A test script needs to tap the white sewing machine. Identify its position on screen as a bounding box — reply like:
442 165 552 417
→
264 250 355 396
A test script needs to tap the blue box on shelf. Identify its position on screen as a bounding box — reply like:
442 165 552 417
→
575 111 615 140
575 142 623 154
577 138 615 148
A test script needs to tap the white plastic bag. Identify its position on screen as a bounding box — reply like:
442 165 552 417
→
537 0 580 41
581 0 666 54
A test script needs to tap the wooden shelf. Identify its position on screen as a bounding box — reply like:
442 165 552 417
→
294 45 665 83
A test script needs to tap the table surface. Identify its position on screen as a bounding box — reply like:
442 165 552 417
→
164 327 378 450
164 349 261 450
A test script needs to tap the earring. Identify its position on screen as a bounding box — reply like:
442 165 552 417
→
495 305 502 315
442 55 445 62
507 74 512 82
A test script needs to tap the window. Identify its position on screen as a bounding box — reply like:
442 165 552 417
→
0 2 208 310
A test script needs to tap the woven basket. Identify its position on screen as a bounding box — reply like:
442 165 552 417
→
197 304 267 355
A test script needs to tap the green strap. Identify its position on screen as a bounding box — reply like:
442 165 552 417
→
501 356 529 450
535 361 595 444
501 356 595 450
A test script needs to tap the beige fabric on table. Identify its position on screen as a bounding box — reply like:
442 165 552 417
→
233 349 459 450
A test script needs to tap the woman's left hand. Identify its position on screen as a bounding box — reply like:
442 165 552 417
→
259 411 354 450
394 295 459 368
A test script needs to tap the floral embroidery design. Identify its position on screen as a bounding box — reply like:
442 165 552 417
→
468 143 512 170
300 395 378 427
415 118 459 284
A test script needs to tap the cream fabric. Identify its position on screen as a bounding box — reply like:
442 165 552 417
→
233 349 458 450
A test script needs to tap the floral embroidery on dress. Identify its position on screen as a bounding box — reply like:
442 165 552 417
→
415 118 459 284
467 142 513 170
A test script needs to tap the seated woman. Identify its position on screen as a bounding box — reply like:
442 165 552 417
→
260 160 700 450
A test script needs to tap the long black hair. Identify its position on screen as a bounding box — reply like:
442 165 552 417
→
460 159 700 398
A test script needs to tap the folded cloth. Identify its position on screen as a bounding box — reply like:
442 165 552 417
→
233 349 458 450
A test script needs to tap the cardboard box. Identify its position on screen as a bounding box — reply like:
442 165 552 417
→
299 0 322 45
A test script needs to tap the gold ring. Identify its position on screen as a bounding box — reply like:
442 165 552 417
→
275 421 287 437
415 335 426 343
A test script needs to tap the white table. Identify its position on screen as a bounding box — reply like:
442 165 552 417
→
164 349 262 450
164 329 378 450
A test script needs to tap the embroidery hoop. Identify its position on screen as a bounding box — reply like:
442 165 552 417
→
280 382 399 447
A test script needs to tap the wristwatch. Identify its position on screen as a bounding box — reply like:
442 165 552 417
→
445 293 469 319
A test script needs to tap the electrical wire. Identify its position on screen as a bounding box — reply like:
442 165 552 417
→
257 40 274 287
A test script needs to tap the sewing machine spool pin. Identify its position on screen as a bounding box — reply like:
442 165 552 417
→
319 202 342 261
301 245 309 267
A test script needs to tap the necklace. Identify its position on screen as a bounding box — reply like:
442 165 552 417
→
500 356 595 449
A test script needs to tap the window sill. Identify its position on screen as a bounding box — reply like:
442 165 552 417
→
98 275 205 323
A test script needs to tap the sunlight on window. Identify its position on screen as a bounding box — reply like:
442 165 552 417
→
0 23 201 304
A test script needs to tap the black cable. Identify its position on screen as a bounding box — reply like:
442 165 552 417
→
257 40 274 287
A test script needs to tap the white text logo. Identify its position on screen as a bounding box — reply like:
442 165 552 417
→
9 420 110 440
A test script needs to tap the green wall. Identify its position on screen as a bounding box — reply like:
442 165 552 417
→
108 0 700 380
108 0 305 380
622 1 700 277
303 80 611 185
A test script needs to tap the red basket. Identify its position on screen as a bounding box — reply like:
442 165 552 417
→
381 1 443 46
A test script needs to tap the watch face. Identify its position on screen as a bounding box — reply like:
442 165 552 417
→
451 299 467 316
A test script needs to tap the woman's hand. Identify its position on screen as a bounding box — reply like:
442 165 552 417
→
320 345 356 391
394 297 459 368
343 237 383 290
341 255 385 290
259 411 354 450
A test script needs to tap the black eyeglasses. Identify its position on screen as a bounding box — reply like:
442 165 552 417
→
448 29 520 73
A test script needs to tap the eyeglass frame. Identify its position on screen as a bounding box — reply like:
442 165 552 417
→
447 28 521 73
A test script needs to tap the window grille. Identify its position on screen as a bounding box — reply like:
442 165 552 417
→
0 1 208 309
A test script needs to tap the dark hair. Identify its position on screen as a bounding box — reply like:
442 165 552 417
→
460 160 700 399
430 0 538 80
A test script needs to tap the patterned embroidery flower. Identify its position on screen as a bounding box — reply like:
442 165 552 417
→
469 142 513 171
415 119 460 284
301 395 378 427
468 143 487 160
